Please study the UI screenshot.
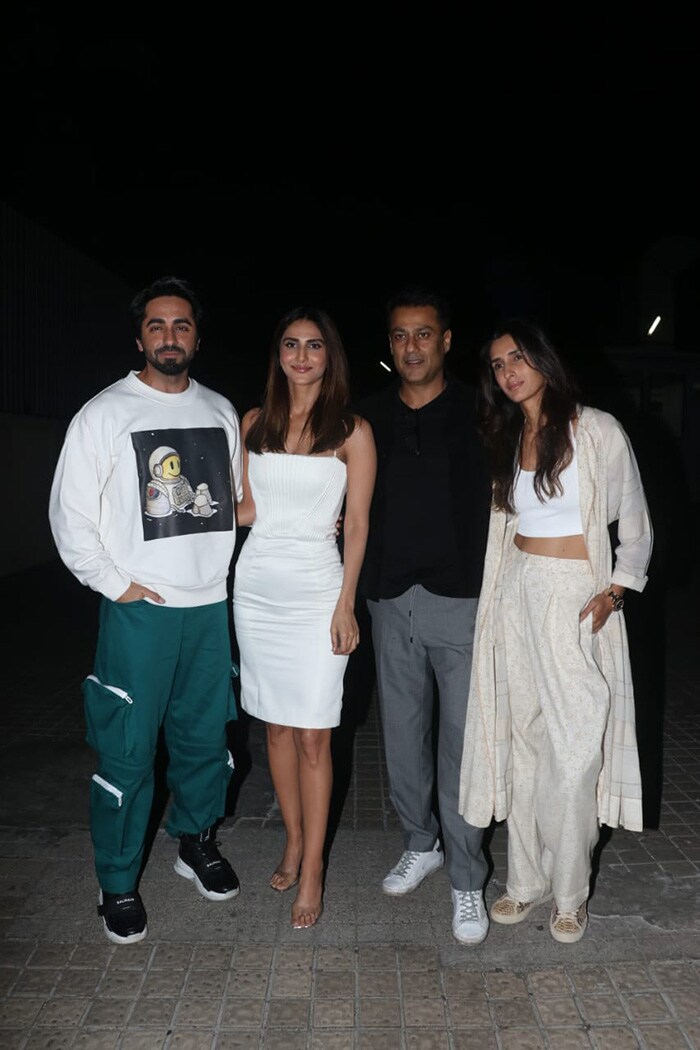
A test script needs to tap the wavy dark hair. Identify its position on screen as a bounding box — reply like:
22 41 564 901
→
246 305 356 454
479 318 580 513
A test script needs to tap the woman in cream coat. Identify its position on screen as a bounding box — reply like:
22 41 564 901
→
458 318 652 944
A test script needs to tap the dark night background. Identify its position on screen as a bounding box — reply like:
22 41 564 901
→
4 14 700 412
2 15 698 831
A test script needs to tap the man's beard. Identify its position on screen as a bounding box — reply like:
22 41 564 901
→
148 345 192 376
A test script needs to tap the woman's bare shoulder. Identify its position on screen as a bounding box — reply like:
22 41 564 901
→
241 407 261 433
350 412 374 436
344 413 376 457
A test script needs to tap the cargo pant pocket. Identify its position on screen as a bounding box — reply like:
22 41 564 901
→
82 674 136 759
89 758 153 884
89 770 128 856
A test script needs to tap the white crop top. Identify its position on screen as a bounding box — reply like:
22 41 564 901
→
514 440 584 537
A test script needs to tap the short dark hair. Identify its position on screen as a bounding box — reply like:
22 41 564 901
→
129 276 203 337
385 286 451 333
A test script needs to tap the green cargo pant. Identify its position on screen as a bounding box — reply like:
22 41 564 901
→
83 598 237 894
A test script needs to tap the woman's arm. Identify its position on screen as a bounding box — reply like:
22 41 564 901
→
235 408 259 528
330 417 377 655
579 409 653 632
606 418 653 591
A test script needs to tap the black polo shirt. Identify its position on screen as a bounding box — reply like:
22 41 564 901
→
358 377 491 601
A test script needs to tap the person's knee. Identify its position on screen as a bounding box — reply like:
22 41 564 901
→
89 754 154 843
544 755 601 801
267 723 293 748
295 728 329 766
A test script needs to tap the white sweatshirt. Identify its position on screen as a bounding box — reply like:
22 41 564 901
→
49 371 242 607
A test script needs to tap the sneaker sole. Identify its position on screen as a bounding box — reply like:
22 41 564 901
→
550 917 588 944
381 859 444 896
101 919 148 945
174 857 241 901
452 925 489 946
490 892 553 925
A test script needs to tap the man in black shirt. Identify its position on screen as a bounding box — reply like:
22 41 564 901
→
359 287 491 945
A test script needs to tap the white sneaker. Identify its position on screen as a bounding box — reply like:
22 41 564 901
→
382 843 444 896
451 888 489 945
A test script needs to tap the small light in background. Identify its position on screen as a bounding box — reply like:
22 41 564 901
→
380 360 392 372
647 315 661 336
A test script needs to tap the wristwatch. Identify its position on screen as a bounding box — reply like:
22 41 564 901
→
606 588 624 612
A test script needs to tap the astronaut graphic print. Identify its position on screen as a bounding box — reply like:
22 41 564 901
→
131 427 234 541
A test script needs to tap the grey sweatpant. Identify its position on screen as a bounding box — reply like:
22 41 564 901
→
368 585 487 892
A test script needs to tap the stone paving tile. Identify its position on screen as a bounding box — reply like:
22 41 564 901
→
541 1033 593 1049
356 1030 403 1049
128 995 177 1026
172 996 223 1027
447 997 492 1026
684 1021 700 1046
120 1034 173 1050
81 997 132 1026
209 1033 259 1049
498 1031 546 1049
579 995 630 1024
141 969 187 997
404 1031 450 1048
358 996 401 1027
491 997 540 1028
401 969 443 997
402 994 447 1027
262 1031 307 1050
309 1032 355 1049
23 1032 77 1050
452 1032 499 1050
588 1028 641 1048
535 996 584 1026
528 968 574 996
315 970 355 997
312 996 355 1027
166 1033 216 1049
356 969 396 997
72 1032 121 1049
637 1024 694 1049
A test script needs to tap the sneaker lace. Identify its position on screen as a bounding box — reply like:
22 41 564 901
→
552 909 582 933
456 891 480 922
192 837 225 867
394 850 422 877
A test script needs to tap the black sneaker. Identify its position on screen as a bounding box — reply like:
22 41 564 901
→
98 889 147 945
174 827 240 901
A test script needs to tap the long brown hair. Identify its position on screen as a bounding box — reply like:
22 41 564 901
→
479 318 580 513
246 306 356 454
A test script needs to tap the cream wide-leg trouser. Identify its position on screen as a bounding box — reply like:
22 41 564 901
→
499 548 610 913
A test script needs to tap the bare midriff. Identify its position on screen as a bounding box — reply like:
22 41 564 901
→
514 533 589 559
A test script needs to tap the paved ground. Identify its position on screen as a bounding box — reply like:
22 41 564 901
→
0 560 698 1049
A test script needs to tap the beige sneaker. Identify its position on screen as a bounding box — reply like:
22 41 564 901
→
490 891 553 925
550 900 588 943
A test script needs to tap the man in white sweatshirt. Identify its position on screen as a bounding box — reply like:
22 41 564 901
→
49 276 243 945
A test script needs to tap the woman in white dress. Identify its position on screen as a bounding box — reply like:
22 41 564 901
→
233 306 376 928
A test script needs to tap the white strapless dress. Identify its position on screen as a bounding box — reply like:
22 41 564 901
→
233 452 348 728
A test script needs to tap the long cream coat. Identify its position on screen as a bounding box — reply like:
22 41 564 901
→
458 406 653 833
